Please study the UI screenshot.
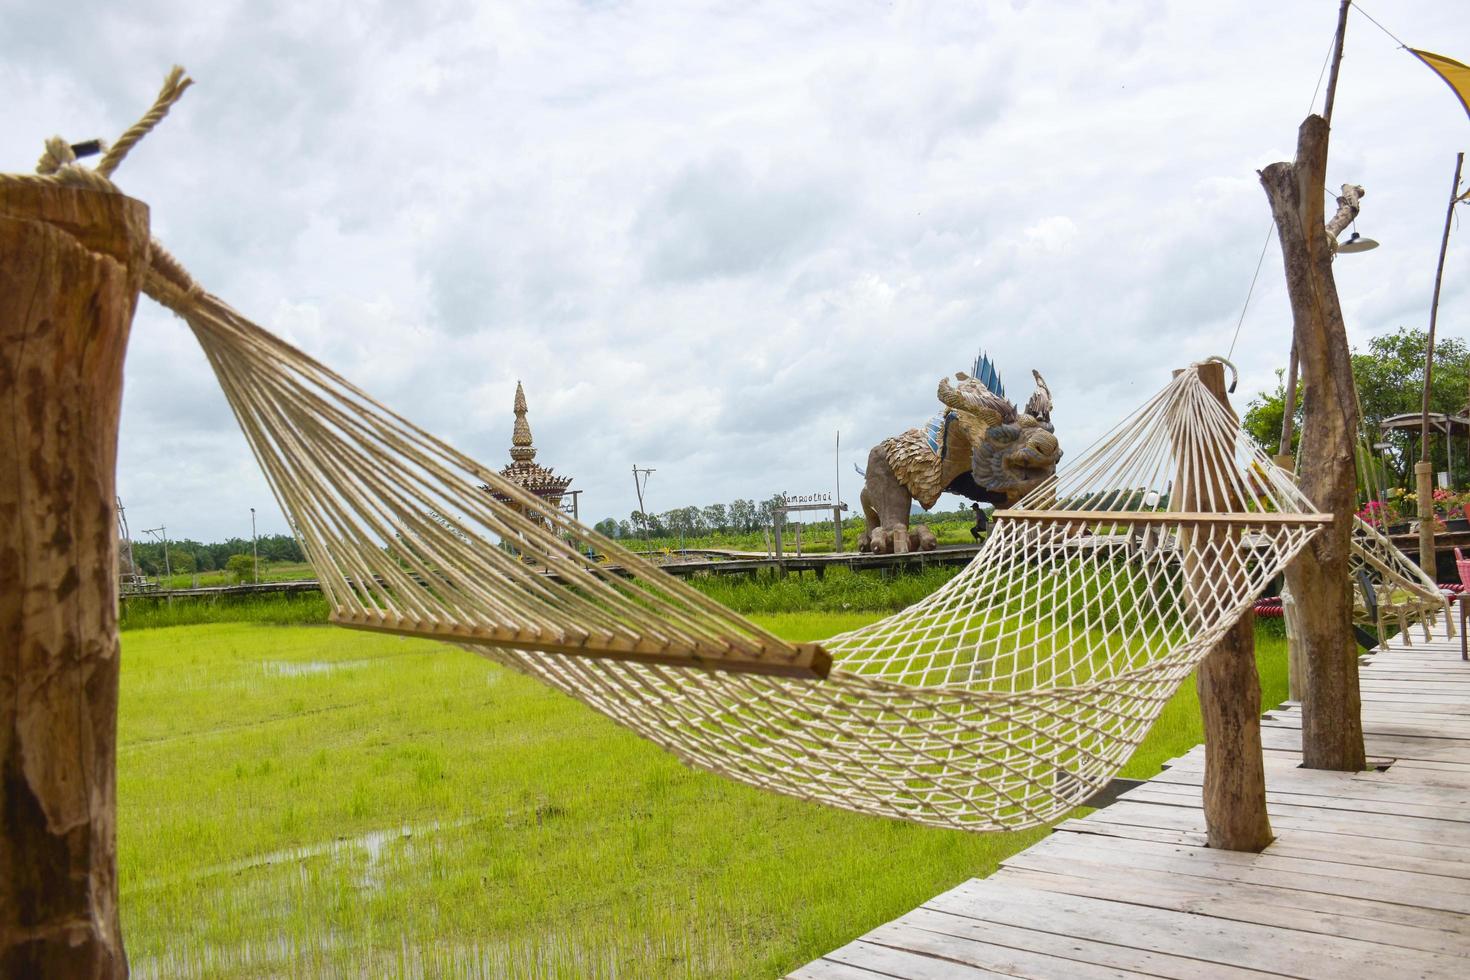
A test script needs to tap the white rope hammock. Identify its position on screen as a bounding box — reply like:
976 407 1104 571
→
1349 516 1454 643
12 69 1337 831
152 261 1326 828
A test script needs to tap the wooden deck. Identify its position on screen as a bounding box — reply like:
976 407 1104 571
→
792 628 1470 979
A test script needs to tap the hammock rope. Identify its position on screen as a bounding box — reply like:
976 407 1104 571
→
6 67 1380 831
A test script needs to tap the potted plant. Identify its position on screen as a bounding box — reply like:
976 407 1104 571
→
1448 490 1470 532
1386 490 1411 534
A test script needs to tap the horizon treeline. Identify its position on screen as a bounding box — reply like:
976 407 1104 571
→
122 533 305 576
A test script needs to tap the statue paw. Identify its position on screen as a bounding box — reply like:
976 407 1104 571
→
911 525 938 552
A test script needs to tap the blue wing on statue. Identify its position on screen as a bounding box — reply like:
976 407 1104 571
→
971 350 1005 399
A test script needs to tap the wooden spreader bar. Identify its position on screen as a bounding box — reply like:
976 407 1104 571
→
331 611 833 679
993 509 1333 526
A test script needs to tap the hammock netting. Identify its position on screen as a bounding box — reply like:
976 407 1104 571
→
17 68 1419 832
155 261 1327 829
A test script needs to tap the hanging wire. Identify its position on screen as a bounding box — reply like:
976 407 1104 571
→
1225 227 1274 361
1351 3 1410 50
1225 29 1340 361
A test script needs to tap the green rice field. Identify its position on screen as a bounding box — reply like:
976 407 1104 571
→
118 591 1289 977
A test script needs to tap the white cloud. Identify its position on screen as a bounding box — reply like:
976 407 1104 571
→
1 0 1466 540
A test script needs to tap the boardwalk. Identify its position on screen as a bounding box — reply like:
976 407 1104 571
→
792 629 1470 979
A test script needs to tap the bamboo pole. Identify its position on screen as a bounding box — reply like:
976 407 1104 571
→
1417 152 1464 575
0 183 148 975
1321 1 1352 128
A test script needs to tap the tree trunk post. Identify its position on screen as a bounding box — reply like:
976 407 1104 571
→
1416 460 1437 573
1176 361 1274 851
1260 115 1367 772
1 182 149 976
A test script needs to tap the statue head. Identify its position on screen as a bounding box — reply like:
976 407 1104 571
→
937 369 1062 502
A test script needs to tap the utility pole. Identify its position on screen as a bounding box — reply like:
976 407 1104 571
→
251 507 259 584
834 430 844 552
116 496 137 588
143 526 171 583
631 464 655 549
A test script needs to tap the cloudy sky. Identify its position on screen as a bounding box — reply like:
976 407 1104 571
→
3 0 1467 541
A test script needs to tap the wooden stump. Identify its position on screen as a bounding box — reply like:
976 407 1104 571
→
1260 115 1366 773
1176 361 1272 851
0 183 149 977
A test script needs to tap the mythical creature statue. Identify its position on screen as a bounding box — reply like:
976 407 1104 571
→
859 357 1062 553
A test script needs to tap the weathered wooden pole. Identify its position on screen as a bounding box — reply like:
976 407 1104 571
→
1177 361 1274 851
1277 345 1299 468
1260 115 1367 772
1417 152 1465 574
1274 352 1303 703
1 182 149 975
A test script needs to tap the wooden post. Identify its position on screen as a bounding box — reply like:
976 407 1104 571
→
1 182 149 975
1416 460 1436 573
1260 114 1367 772
832 505 844 553
1176 361 1273 851
1417 152 1464 574
1277 347 1299 466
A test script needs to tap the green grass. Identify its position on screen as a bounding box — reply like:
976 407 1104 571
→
629 517 980 555
119 592 331 631
118 599 1291 977
144 560 317 591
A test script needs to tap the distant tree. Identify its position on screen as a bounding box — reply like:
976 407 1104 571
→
592 518 619 538
225 553 257 583
702 503 727 532
1243 327 1470 489
1241 370 1303 458
728 499 756 532
617 519 632 538
757 494 785 529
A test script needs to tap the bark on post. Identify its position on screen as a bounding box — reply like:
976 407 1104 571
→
1176 361 1273 851
1260 115 1366 772
1 182 149 976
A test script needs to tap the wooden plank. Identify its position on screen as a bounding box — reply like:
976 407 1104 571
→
1070 803 1470 881
786 957 906 980
1259 726 1470 762
1060 813 1470 880
870 908 1265 979
1019 829 1470 910
1095 797 1470 848
331 611 833 679
820 939 1013 979
994 863 1470 955
1149 764 1470 809
1260 715 1470 740
864 918 1158 979
929 879 1467 978
1124 779 1470 826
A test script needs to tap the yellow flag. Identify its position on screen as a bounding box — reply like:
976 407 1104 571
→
1412 49 1470 120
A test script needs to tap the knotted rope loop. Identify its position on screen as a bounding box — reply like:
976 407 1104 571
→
142 240 206 315
97 66 192 179
35 136 76 175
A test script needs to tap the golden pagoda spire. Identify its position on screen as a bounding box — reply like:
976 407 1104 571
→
510 380 536 462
